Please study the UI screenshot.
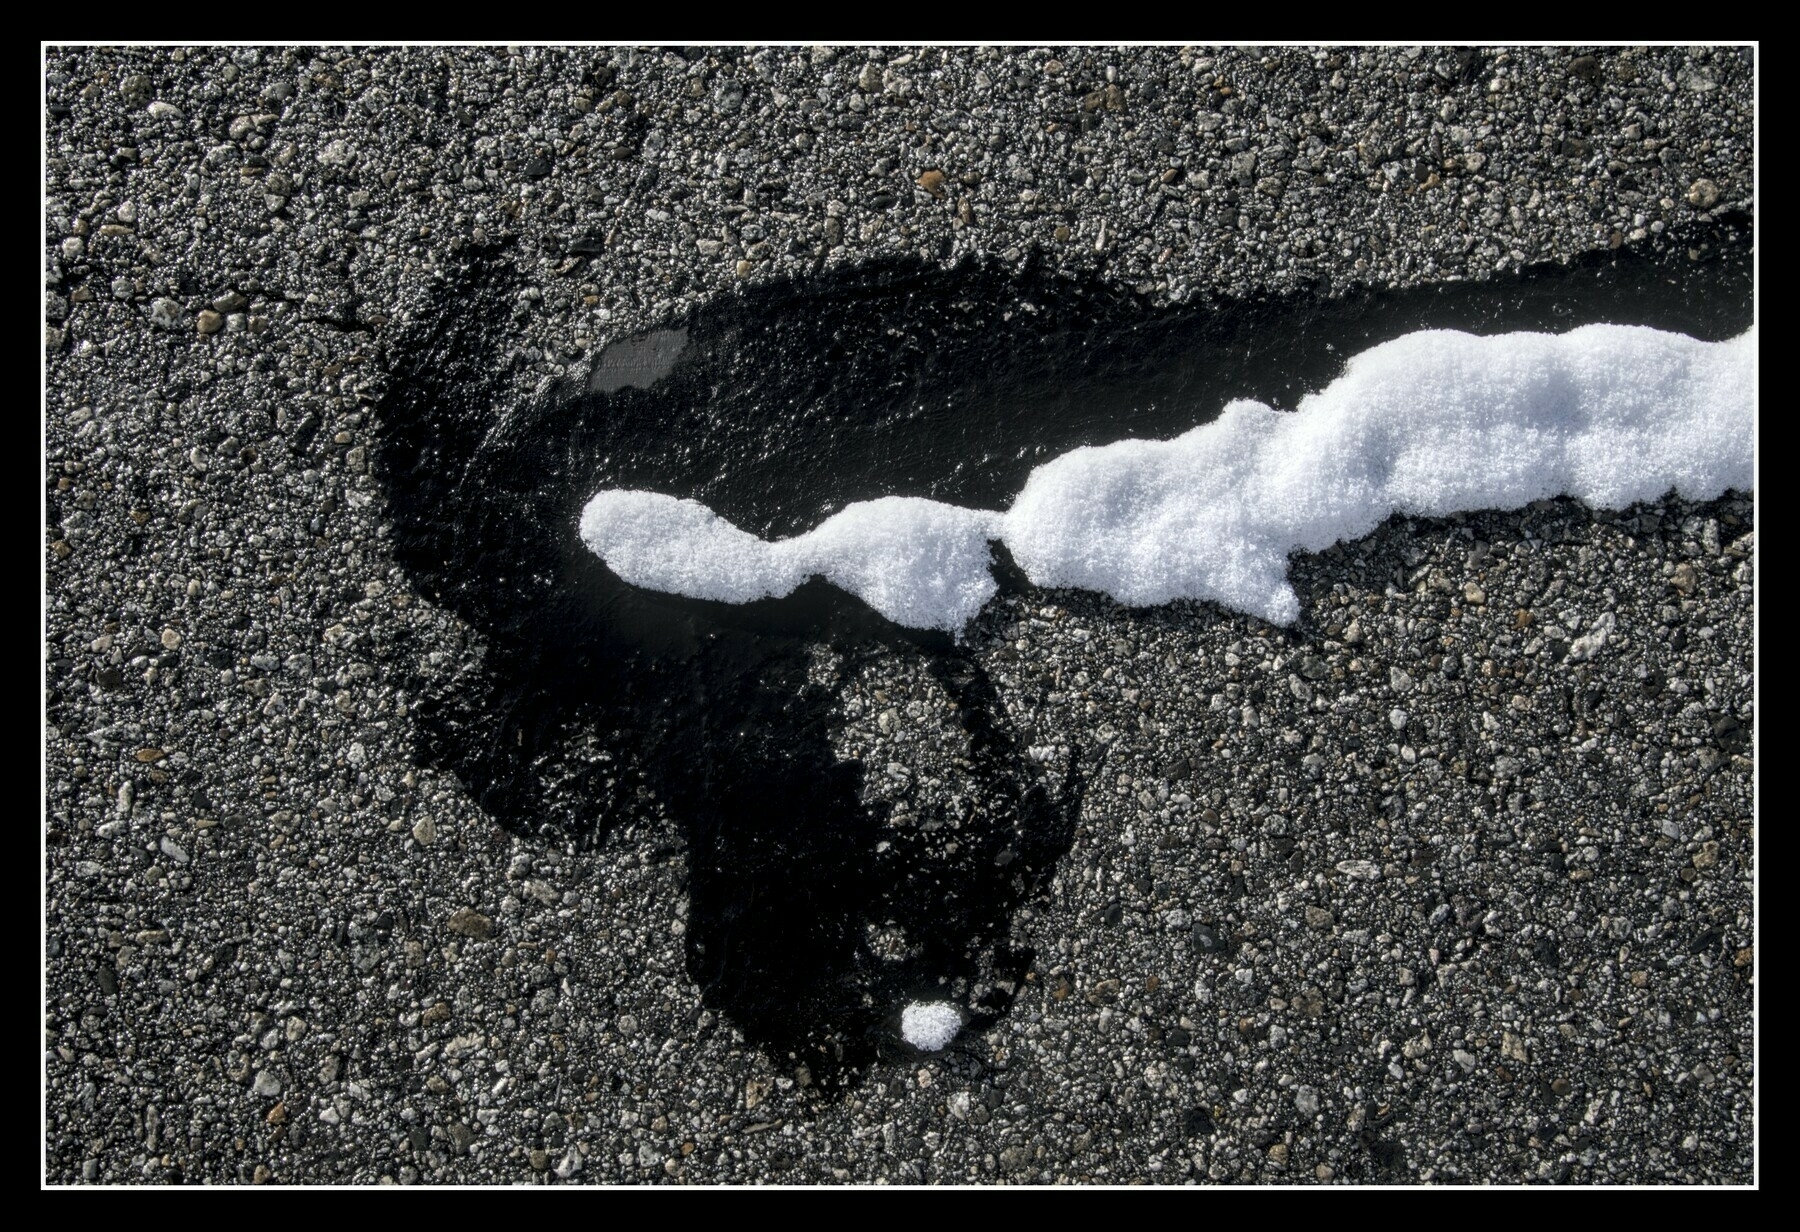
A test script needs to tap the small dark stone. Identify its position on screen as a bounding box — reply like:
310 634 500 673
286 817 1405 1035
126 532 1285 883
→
1688 926 1723 955
1446 47 1483 83
1367 1137 1406 1176
97 963 117 996
1183 1106 1215 1137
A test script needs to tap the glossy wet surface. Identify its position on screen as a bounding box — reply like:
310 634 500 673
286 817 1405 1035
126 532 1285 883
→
378 234 1751 1084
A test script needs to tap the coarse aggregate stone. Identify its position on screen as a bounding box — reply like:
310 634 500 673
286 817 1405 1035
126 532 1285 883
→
44 44 1753 1184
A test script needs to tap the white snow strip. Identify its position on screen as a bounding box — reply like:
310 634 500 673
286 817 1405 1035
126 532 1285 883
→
580 324 1755 631
579 492 1002 630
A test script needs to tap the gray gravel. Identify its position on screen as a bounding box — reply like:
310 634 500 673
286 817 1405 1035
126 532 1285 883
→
44 45 1754 1184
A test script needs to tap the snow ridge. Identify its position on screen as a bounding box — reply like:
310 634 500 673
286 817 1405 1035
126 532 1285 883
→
579 325 1755 631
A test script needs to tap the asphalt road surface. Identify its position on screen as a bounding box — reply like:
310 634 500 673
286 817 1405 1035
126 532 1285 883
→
44 44 1755 1185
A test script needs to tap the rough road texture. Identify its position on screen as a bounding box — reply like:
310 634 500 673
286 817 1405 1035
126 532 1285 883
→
44 46 1754 1184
